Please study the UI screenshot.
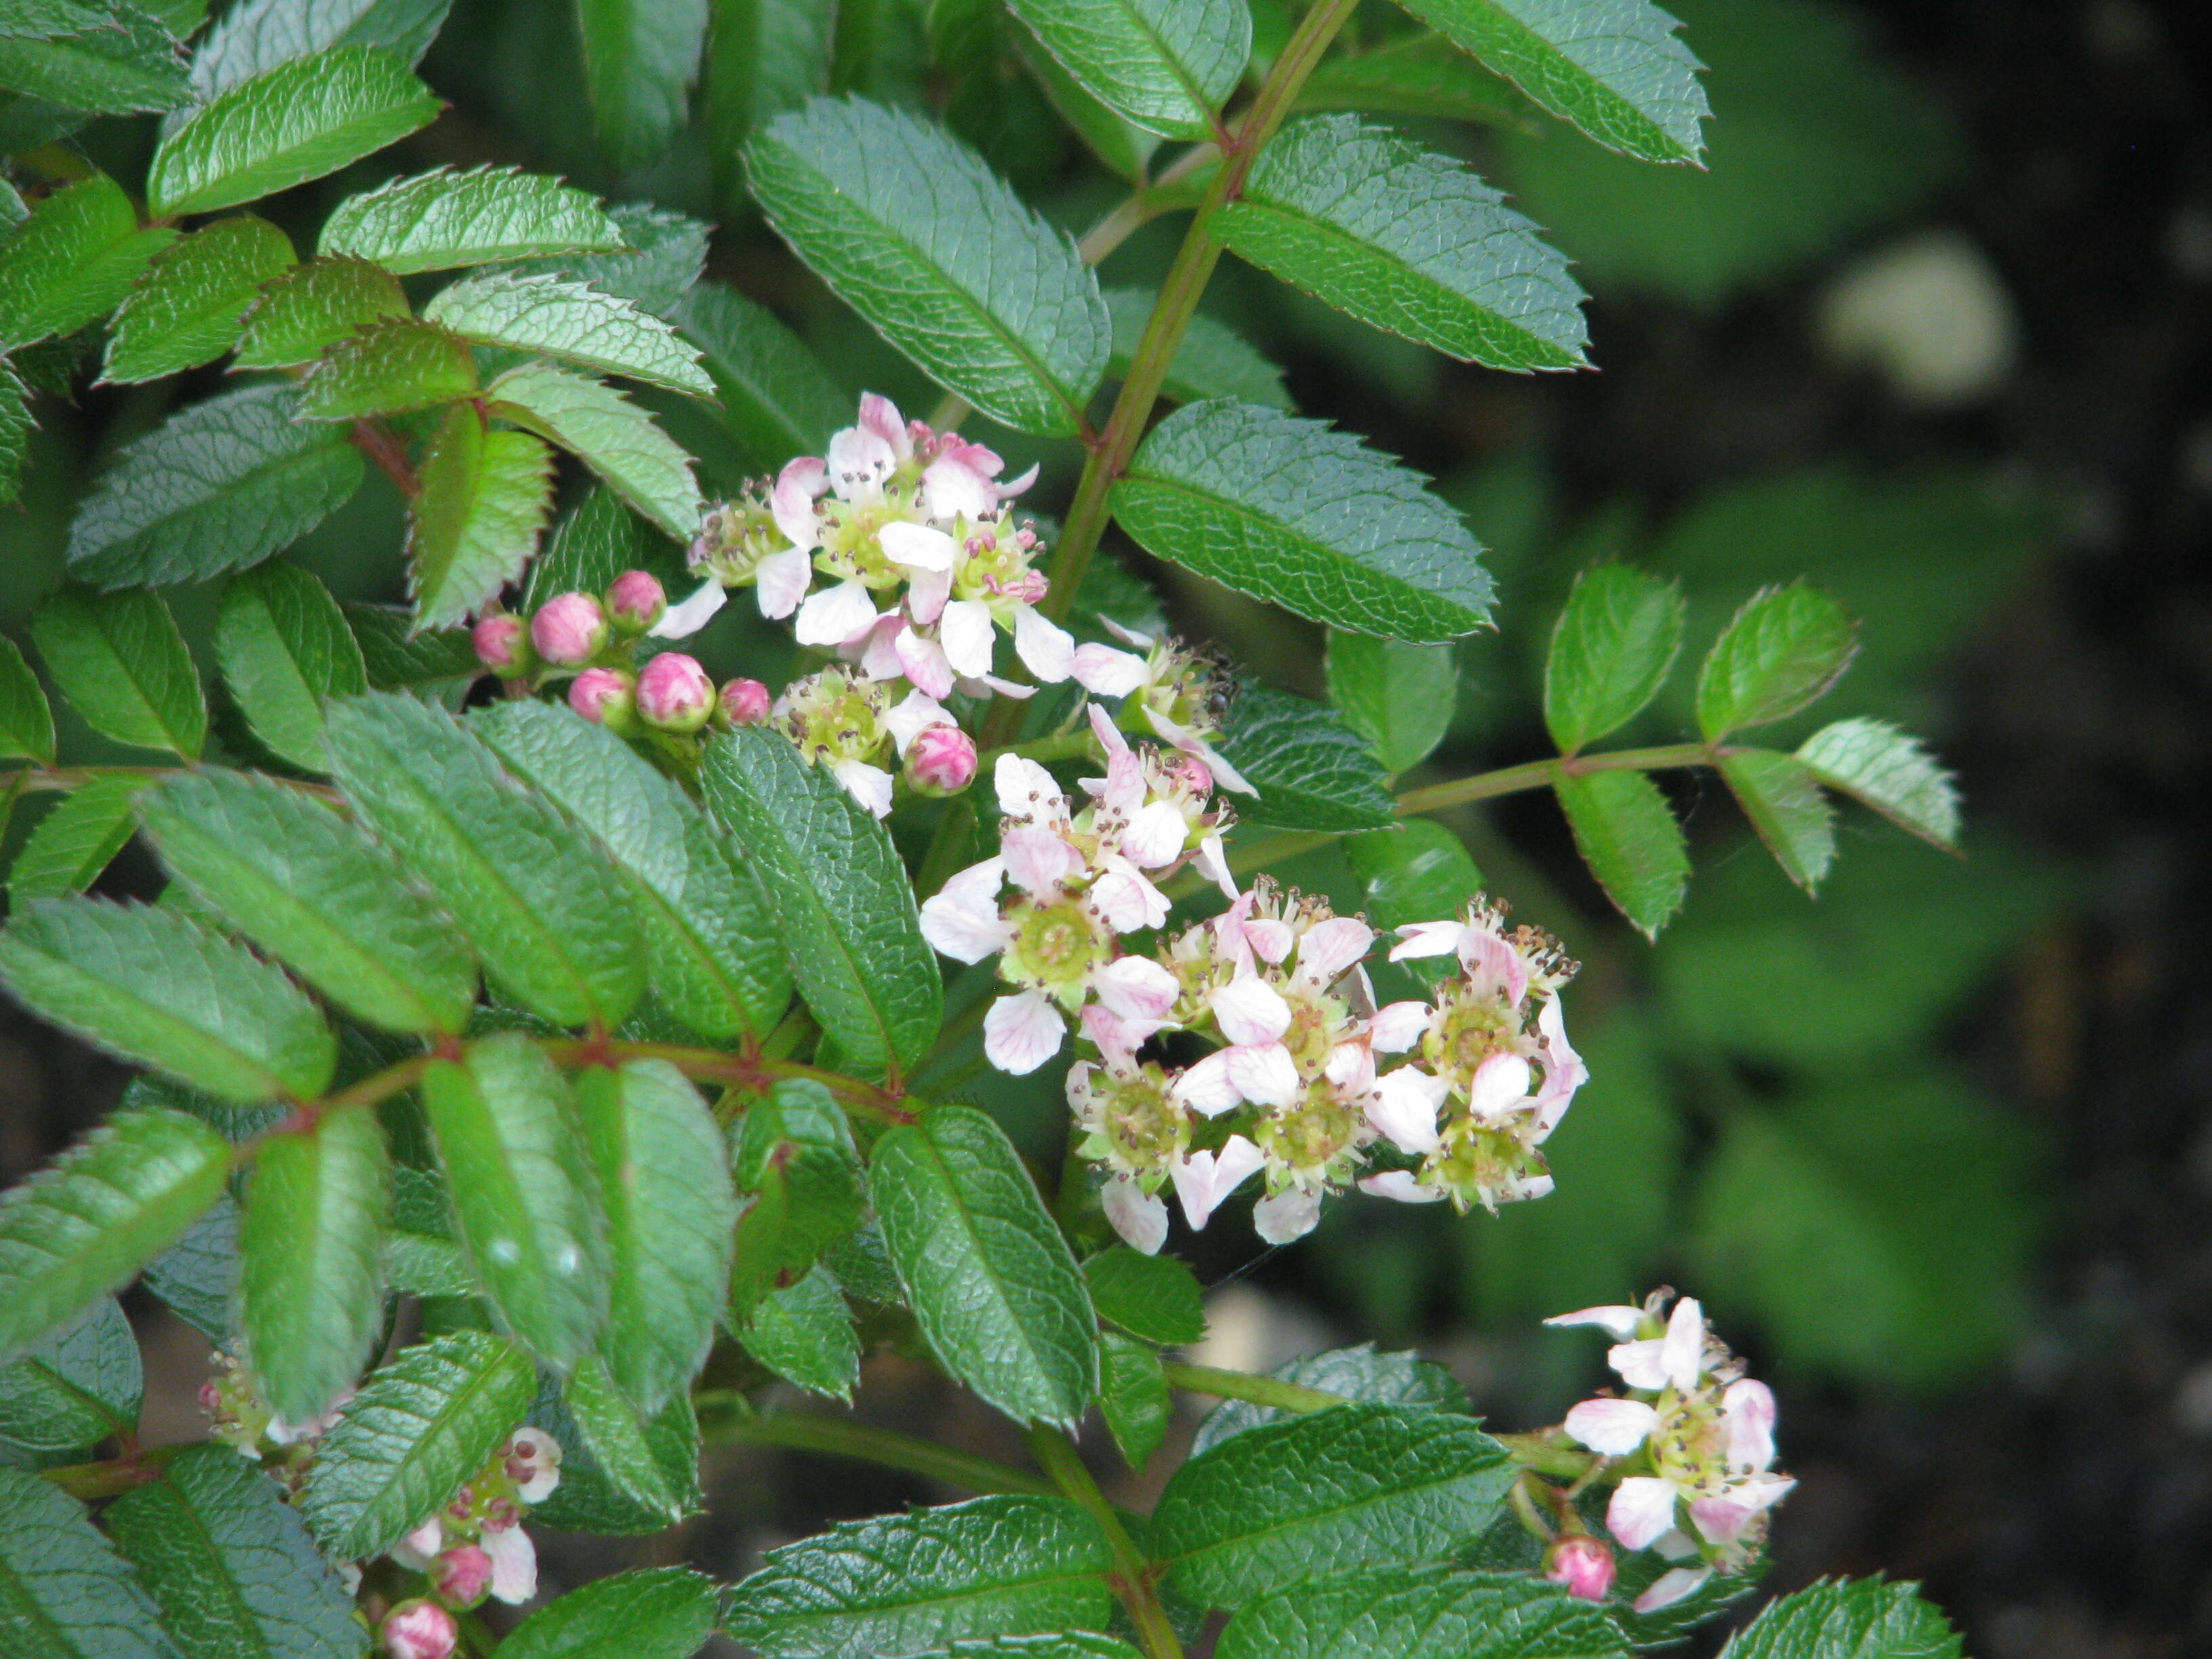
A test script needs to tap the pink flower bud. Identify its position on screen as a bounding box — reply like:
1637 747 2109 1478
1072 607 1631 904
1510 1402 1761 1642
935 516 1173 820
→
605 569 666 633
1543 1534 1616 1603
718 677 771 727
380 1599 457 1659
429 1544 493 1610
197 1380 222 1412
635 651 714 733
531 592 609 666
905 723 977 795
569 667 636 731
472 613 531 676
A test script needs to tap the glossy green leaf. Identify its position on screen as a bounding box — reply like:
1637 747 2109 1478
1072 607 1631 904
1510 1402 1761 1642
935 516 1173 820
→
1191 1342 1470 1453
233 255 409 369
1103 287 1289 409
325 693 644 1027
1722 1576 1961 1659
560 1351 689 1523
0 1466 176 1659
673 279 851 468
1216 1564 1631 1659
1216 682 1396 832
1113 400 1492 642
871 1105 1099 1429
723 1494 1116 1659
0 1297 139 1452
102 216 294 384
342 602 480 707
1004 0 1245 139
1796 718 1960 850
728 1080 865 1319
62 382 365 590
1327 632 1457 775
501 1567 724 1659
0 637 55 766
8 776 140 903
146 46 441 217
1345 820 1482 937
737 1263 860 1399
504 201 708 319
1 360 29 508
0 1107 229 1366
704 0 835 206
702 726 940 1080
0 6 189 115
1296 33 1536 127
526 1372 700 1534
1554 769 1686 939
424 1035 610 1369
213 561 370 773
1694 582 1858 741
189 0 453 98
1397 0 1710 163
302 1329 537 1559
106 1443 363 1659
1152 1403 1515 1610
0 901 335 1103
821 1220 903 1309
405 401 557 630
577 0 709 169
522 485 682 611
1219 115 1586 370
1097 1329 1169 1469
1720 750 1835 892
0 175 176 352
140 1193 240 1342
745 94 1109 435
1542 562 1683 754
297 317 478 420
487 359 702 541
319 165 626 275
422 273 714 399
1082 1246 1204 1346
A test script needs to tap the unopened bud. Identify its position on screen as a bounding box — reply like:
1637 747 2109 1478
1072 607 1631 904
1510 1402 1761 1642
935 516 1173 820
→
472 613 533 676
605 569 666 634
635 651 714 733
429 1544 493 1609
380 1599 458 1659
1543 1533 1616 1603
718 677 772 727
905 724 977 795
569 667 637 733
531 592 609 666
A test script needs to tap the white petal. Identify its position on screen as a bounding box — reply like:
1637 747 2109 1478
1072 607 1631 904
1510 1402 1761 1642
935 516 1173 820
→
1466 1051 1534 1120
1079 1002 1167 1057
857 392 907 454
1002 825 1081 894
995 752 1065 821
1171 1136 1263 1231
395 1516 442 1566
880 519 958 572
1224 1042 1301 1109
920 898 1011 964
1242 919 1294 964
1324 1039 1374 1093
997 459 1040 499
1090 954 1179 1021
1723 1378 1778 1471
1533 996 1589 1134
1102 617 1155 649
1085 699 1131 762
941 599 998 678
1460 922 1530 1008
755 547 815 619
1562 1397 1662 1456
1121 800 1189 868
1358 1169 1442 1204
1102 1176 1168 1255
1252 1187 1323 1244
920 455 993 521
983 991 1065 1075
1172 1051 1244 1118
884 687 955 754
1543 1305 1647 1342
1296 917 1373 984
1071 643 1148 698
830 759 895 819
483 1523 537 1605
1605 1476 1681 1552
771 456 825 549
1013 605 1076 682
905 565 951 625
853 612 905 678
1368 1000 1431 1053
1661 1296 1706 1393
1193 834 1237 900
1193 740 1255 796
1632 1568 1712 1616
1088 858 1170 933
649 579 726 639
1209 976 1292 1046
796 579 880 647
1389 920 1464 962
1608 1337 1675 1392
827 423 896 496
1366 1067 1445 1154
972 673 1034 700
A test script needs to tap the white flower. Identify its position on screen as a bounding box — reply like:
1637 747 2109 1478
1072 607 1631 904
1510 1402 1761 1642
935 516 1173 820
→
1170 1136 1265 1230
1357 1168 1442 1204
1102 1173 1168 1254
1609 1295 1706 1394
984 989 1066 1075
920 858 1012 962
480 1520 537 1604
649 578 728 640
1252 1185 1324 1244
1366 1065 1447 1155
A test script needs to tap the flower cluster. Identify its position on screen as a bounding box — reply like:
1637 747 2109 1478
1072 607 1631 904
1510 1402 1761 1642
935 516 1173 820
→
1551 1292 1794 1612
386 1427 562 1608
772 663 977 819
201 1351 348 1476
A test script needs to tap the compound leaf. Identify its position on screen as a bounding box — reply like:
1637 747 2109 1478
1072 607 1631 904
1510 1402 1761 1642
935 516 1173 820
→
188 0 453 98
8 775 140 903
1216 682 1397 832
0 636 55 766
672 279 850 468
234 255 409 369
577 0 709 170
727 1080 864 1319
0 1296 140 1452
1215 1564 1631 1659
736 1264 860 1400
1720 749 1836 893
1104 287 1290 409
1003 0 1246 140
1721 1576 1961 1659
342 603 480 708
560 1352 689 1523
1694 582 1857 742
1542 562 1683 754
504 201 709 319
295 316 478 421
500 1567 723 1659
1097 1330 1170 1469
1326 632 1458 775
0 174 175 352
1082 1246 1204 1346
0 6 189 115
703 0 836 216
1191 1343 1469 1453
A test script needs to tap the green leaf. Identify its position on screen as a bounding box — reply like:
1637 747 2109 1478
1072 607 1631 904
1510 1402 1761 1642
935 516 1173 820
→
140 1193 239 1342
1295 33 1536 127
0 1297 139 1452
737 1263 860 1399
501 1568 724 1659
1218 115 1587 370
573 1060 736 1414
0 175 177 352
8 776 140 904
1 361 30 510
912 1643 1141 1659
297 316 478 421
870 1105 1099 1429
106 1443 362 1659
1002 0 1246 139
1216 1564 1631 1659
704 0 836 213
1082 1246 1204 1346
1191 1343 1470 1453
0 1107 229 1366
424 1034 611 1370
325 693 644 1028
723 1494 1116 1659
101 216 294 384
745 95 1109 435
821 1219 903 1308
1542 563 1684 754
302 1329 537 1559
473 699 790 1044
1396 0 1710 164
62 382 366 590
1153 1404 1515 1610
1326 632 1456 775
0 7 189 115
727 1080 865 1319
1553 769 1685 939
188 0 453 99
525 1372 699 1534
1104 287 1289 410
577 0 709 170
1216 682 1396 832
0 1466 176 1659
673 279 851 467
320 165 626 275
1097 1329 1168 1469
405 402 556 630
422 272 715 399
1722 1577 1961 1659
487 359 703 541
234 255 409 370
0 901 335 1103
0 636 55 766
214 562 370 773
523 485 682 611
702 725 940 1080
560 1351 689 1523
340 603 479 706
146 46 441 218
1113 400 1492 642
140 769 477 1036
504 201 709 319
1796 718 1959 850
1344 821 1481 935
1694 582 1858 741
1720 750 1835 893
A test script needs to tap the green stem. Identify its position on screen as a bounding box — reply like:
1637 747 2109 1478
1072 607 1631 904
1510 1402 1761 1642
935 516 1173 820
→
39 1443 180 1500
1028 1427 1183 1659
1393 743 1725 817
539 1038 913 1122
693 1395 1055 1498
1159 1360 1344 1414
1490 1430 1602 1481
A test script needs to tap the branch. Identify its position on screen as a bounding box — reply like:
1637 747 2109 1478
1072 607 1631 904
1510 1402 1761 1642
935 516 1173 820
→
693 1395 1055 1498
348 417 419 499
1029 1427 1184 1659
1159 1359 1345 1414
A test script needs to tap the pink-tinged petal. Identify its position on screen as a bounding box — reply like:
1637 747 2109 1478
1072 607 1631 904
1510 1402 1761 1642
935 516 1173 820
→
1661 1297 1705 1393
1086 700 1130 760
1358 1169 1441 1204
1080 1002 1167 1058
941 599 998 678
1253 1187 1323 1244
1242 918 1294 964
1607 1336 1673 1391
1460 922 1529 1008
880 519 958 572
1210 976 1292 1046
1345 965 1378 1019
1091 954 1179 1021
771 455 827 548
1563 1397 1662 1456
394 1516 443 1568
884 687 955 754
1544 1305 1645 1342
481 1523 537 1605
922 455 993 521
648 579 726 639
857 392 907 454
1324 1040 1374 1093
1089 858 1170 933
1466 1052 1534 1120
1071 643 1148 698
996 459 1040 499
1606 1476 1681 1551
1368 1000 1431 1053
1389 920 1464 962
827 422 897 496
796 579 880 647
1121 800 1189 869
1101 617 1154 649
1002 825 1081 894
1224 1042 1301 1108
1013 605 1076 682
1297 917 1374 984
1533 996 1588 1134
893 626 956 699
1366 1067 1446 1154
970 673 1035 700
1193 834 1237 901
754 547 814 619
1632 1568 1712 1616
1171 1136 1265 1231
1722 1378 1778 1471
905 565 952 626
1654 1528 1700 1562
846 612 901 678
919 891 1010 964
984 991 1065 1074
995 752 1065 821
830 759 894 820
1103 1176 1168 1255
1687 1495 1762 1546
1172 1051 1244 1118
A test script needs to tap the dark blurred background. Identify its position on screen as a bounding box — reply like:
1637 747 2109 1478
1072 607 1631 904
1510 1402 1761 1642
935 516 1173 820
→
6 1 2212 1652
